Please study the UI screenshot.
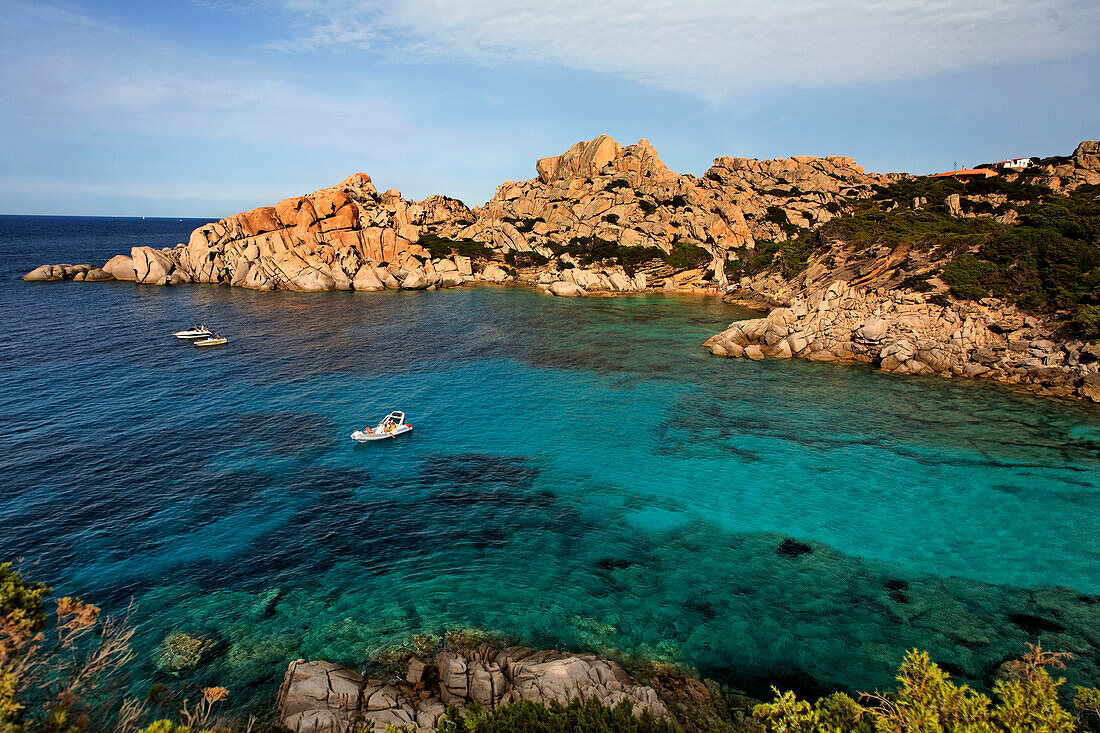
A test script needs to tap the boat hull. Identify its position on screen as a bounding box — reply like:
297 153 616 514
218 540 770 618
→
194 338 227 347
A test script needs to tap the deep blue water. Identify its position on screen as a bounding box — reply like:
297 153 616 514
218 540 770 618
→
2 215 1100 712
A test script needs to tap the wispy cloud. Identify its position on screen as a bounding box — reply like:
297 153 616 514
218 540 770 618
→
0 1 405 146
273 0 1100 100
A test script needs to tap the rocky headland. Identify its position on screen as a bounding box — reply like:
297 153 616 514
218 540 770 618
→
23 137 1100 402
706 279 1100 402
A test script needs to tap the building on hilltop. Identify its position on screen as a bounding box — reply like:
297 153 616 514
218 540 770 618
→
995 157 1033 169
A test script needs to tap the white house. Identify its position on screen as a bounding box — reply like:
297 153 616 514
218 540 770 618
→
997 158 1032 169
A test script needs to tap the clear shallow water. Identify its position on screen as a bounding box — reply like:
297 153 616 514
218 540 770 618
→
2 215 1100 711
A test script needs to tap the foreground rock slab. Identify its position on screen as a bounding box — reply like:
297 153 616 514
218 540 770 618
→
277 645 669 733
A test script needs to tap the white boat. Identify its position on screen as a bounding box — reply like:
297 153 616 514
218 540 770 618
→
194 334 227 347
351 411 413 441
174 325 213 340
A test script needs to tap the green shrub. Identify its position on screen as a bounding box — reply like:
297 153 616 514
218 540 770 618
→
724 258 744 281
934 188 1100 321
638 200 657 215
1068 305 1100 339
666 242 711 269
737 232 819 279
0 562 50 633
755 645 1096 733
764 206 800 235
504 252 549 268
605 179 631 191
754 689 870 733
753 175 1100 329
502 217 544 233
437 697 675 733
418 233 494 261
941 253 1003 300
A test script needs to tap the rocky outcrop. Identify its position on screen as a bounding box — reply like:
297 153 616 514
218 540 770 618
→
432 136 756 288
277 645 669 733
22 174 516 292
163 173 488 291
705 280 1100 402
943 192 1022 224
701 154 891 241
1046 140 1100 192
22 263 104 282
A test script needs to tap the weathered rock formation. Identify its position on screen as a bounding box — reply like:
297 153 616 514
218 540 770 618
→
23 174 504 292
441 136 755 277
1045 140 1100 192
27 135 916 295
706 280 1100 402
21 135 1099 402
701 155 891 242
277 645 669 733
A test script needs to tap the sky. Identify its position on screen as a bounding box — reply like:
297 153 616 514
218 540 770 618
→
1 0 1098 217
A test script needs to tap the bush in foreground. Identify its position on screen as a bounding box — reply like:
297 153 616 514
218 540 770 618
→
754 645 1100 732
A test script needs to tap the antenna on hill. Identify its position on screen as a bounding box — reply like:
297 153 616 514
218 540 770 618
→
953 160 958 170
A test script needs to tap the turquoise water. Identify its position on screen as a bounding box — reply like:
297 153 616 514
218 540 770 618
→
2 216 1100 712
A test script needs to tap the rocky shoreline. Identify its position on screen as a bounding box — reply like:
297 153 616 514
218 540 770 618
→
21 136 1100 403
705 278 1100 403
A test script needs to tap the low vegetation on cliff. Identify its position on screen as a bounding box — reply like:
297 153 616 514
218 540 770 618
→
744 172 1100 338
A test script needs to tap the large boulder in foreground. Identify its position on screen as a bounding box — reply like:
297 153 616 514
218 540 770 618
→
103 254 136 281
131 246 176 284
277 645 669 733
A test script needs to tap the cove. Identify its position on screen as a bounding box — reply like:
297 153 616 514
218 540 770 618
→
2 217 1100 712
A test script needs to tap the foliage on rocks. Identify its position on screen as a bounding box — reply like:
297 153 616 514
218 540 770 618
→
754 645 1100 733
418 233 494 261
435 698 676 733
748 171 1099 335
940 188 1100 323
0 564 50 634
733 229 822 280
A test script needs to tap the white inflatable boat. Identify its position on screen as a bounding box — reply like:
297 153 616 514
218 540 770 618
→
194 334 227 347
351 411 412 441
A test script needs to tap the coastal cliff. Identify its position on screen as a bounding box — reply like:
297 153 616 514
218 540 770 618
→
704 139 1100 403
22 136 1100 401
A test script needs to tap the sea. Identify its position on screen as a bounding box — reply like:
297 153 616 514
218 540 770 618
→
2 215 1100 712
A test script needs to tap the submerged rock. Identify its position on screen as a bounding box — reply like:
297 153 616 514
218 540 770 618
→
776 539 813 558
154 631 217 675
